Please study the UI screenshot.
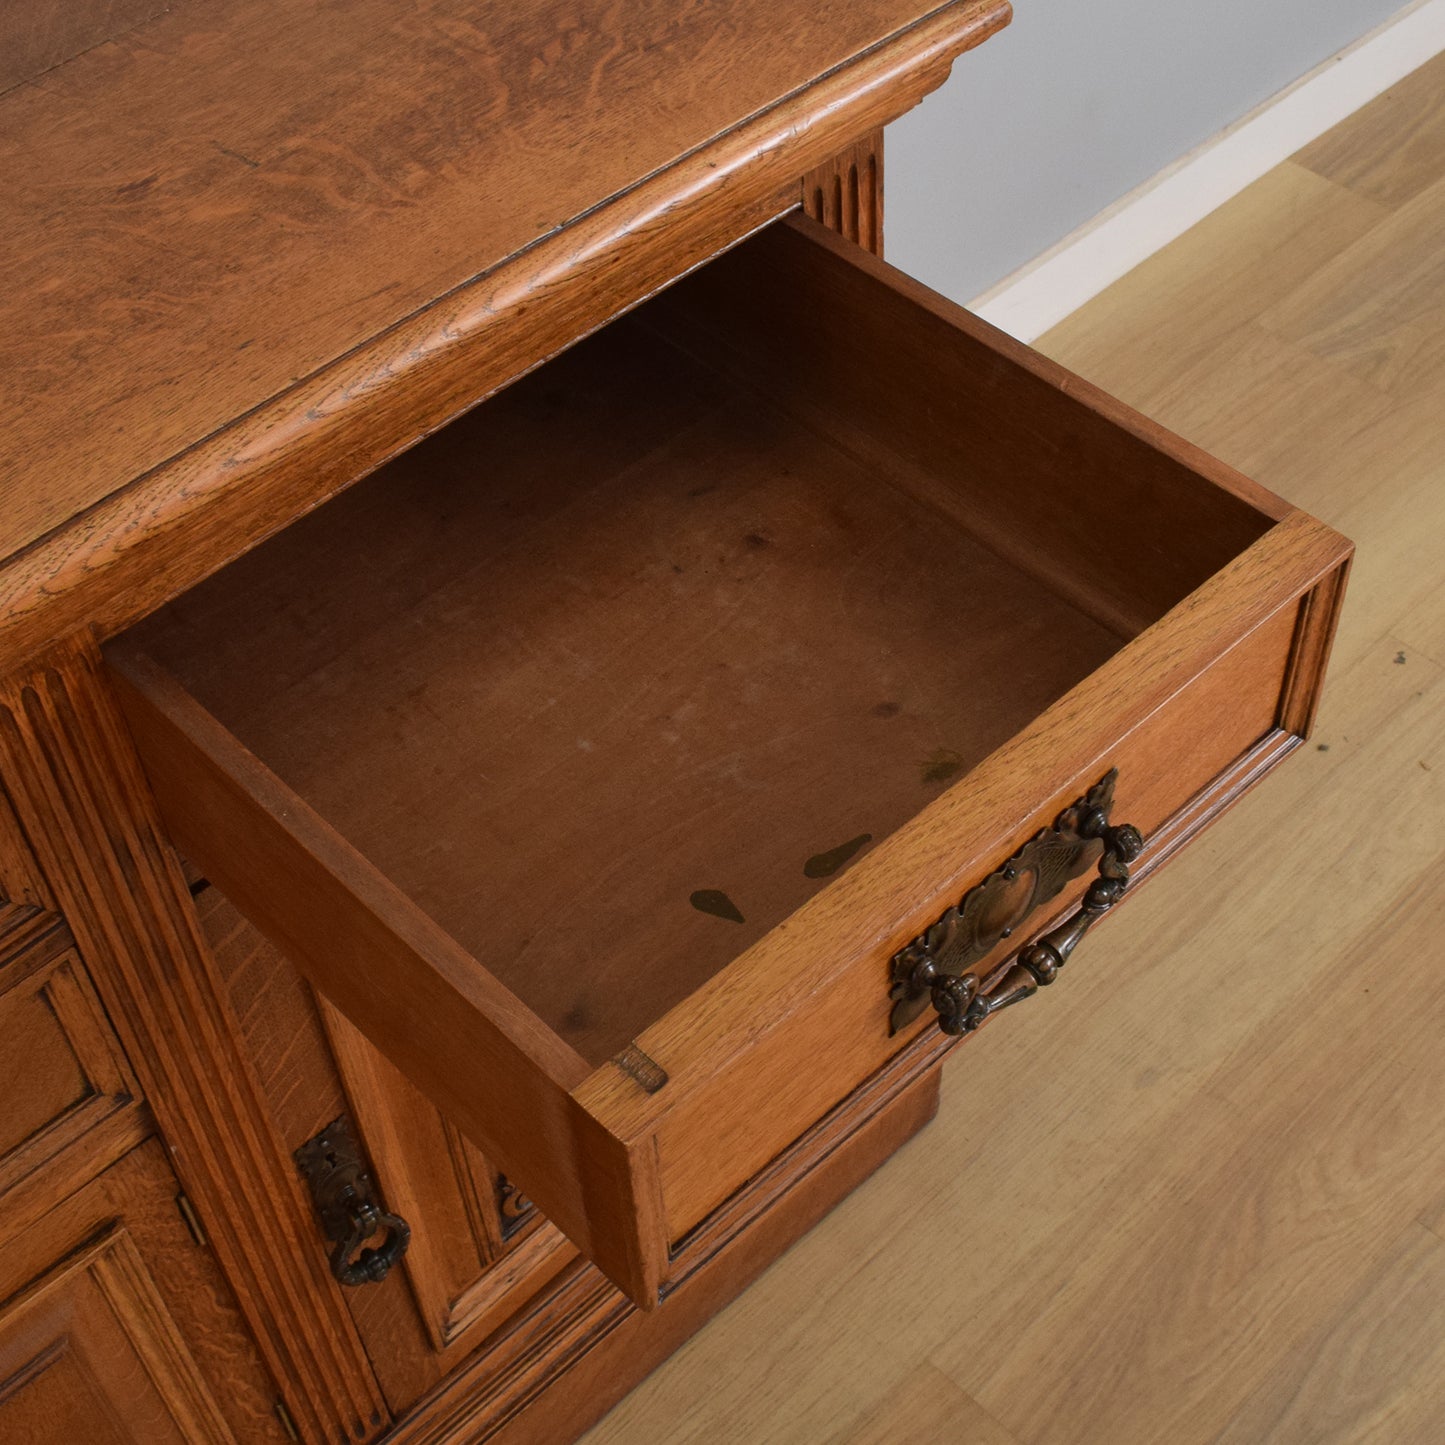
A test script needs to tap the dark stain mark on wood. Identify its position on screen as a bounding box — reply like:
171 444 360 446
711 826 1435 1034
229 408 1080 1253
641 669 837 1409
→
690 888 744 923
804 833 872 878
872 700 901 718
213 140 261 168
921 747 966 785
613 1043 669 1093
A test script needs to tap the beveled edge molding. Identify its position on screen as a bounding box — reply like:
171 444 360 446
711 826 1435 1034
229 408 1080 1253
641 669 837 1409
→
1278 554 1353 738
0 1 1009 676
0 635 387 1443
0 897 63 963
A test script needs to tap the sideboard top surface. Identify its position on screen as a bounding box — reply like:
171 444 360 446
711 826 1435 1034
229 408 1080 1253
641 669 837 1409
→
0 0 1002 579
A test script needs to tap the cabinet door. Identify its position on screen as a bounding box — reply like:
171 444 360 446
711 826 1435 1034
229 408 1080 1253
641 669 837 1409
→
0 907 146 1237
197 880 577 1412
321 1002 577 1356
0 1141 287 1445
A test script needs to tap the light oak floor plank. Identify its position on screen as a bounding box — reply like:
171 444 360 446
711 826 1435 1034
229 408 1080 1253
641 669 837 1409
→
1037 159 1388 406
1295 48 1445 210
1258 173 1445 398
940 850 1445 1444
1214 1223 1445 1445
584 55 1445 1445
832 1364 1020 1445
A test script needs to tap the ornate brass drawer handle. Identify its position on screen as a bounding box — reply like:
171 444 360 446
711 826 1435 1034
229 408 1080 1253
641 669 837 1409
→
889 770 1144 1037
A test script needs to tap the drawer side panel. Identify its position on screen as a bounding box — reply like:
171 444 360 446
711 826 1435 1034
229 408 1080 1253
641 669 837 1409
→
106 646 667 1305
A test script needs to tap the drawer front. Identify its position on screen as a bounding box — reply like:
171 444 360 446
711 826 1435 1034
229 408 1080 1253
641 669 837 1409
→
105 215 1350 1307
648 594 1307 1237
0 907 145 1233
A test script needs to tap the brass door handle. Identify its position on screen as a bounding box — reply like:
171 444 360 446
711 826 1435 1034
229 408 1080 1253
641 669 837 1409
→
889 771 1144 1037
329 1197 411 1288
295 1115 411 1286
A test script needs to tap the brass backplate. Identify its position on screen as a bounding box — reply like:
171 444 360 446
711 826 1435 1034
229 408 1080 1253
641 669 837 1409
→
888 770 1118 1032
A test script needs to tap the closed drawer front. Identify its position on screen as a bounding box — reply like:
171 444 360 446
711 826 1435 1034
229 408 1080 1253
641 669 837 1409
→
0 905 146 1234
104 214 1351 1307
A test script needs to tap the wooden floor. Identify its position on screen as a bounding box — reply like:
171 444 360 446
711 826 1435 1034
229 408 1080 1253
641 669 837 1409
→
583 53 1445 1445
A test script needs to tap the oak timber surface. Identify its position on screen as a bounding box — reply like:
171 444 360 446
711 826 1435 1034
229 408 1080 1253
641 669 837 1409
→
0 0 993 566
126 311 1126 1065
580 50 1445 1445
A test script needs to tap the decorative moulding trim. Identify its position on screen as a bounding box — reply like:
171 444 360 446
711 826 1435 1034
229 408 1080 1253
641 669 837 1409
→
0 639 387 1443
0 1 1008 675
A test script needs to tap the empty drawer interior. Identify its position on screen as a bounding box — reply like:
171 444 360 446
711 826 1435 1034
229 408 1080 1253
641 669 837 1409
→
119 217 1278 1068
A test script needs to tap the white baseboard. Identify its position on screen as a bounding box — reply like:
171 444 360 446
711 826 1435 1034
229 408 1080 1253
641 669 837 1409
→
971 0 1445 342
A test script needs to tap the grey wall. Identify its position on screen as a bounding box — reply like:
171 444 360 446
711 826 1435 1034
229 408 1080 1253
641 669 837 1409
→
885 0 1407 303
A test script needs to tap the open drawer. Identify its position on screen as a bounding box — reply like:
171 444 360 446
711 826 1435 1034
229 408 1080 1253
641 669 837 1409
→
105 215 1351 1308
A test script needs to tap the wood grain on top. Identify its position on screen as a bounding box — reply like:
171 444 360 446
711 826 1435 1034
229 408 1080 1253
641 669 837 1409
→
0 0 1002 567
